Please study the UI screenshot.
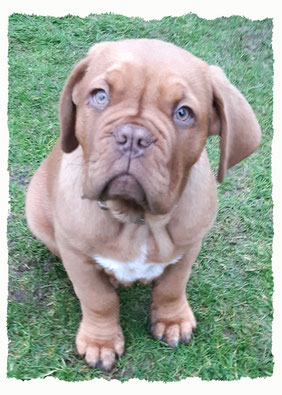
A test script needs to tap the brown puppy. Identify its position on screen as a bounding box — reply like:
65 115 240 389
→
25 39 261 371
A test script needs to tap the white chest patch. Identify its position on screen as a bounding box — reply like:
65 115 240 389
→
93 245 182 283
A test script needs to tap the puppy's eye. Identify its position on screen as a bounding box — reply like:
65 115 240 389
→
174 105 194 125
90 89 109 108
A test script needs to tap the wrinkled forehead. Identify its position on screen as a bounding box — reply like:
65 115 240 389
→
88 39 207 76
85 40 209 105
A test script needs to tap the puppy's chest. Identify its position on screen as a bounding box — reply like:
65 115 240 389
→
90 223 183 284
92 243 182 284
58 209 182 283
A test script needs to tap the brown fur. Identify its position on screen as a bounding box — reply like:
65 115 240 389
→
25 39 261 371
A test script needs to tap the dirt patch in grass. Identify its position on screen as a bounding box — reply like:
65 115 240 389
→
9 164 32 188
8 287 27 303
242 22 273 55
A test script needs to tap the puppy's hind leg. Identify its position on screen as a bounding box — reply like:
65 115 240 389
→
25 162 60 258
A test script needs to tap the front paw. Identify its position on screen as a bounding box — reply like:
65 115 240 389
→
151 303 196 347
76 322 124 371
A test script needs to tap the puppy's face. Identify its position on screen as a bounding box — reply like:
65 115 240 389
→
62 40 213 218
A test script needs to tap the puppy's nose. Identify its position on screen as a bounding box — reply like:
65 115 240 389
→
114 124 153 158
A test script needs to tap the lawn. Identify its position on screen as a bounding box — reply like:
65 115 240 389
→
7 13 273 381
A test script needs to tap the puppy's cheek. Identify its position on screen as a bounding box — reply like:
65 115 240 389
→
148 196 175 216
81 171 106 201
143 174 183 215
80 158 111 200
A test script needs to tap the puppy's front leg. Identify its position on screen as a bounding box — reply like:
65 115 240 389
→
58 245 124 371
151 241 202 347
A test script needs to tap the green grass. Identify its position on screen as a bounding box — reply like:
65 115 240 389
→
8 13 273 381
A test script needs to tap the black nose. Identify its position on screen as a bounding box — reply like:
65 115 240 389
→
114 124 153 158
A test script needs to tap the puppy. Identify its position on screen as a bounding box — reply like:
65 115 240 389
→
25 39 261 371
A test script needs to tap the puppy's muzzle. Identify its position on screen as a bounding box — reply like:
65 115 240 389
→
114 124 153 158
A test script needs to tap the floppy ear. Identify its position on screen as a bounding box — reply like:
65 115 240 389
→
208 65 261 183
59 58 89 153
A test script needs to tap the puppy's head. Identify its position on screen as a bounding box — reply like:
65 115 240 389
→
59 39 261 222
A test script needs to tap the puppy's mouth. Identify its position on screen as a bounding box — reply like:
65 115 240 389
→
97 174 148 224
100 174 145 204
